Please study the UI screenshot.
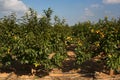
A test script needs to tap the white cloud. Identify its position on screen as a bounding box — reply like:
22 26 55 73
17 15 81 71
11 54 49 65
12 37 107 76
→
84 8 94 17
104 10 111 14
91 4 100 8
104 10 114 17
103 0 120 4
80 8 95 22
0 0 28 17
37 14 42 18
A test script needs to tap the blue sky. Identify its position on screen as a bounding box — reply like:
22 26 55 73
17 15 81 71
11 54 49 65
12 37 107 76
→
0 0 120 25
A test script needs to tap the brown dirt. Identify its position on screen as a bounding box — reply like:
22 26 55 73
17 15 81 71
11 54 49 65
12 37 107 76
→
1 70 120 80
0 51 120 80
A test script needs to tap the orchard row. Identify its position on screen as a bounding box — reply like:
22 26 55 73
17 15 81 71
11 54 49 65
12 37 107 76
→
0 8 120 74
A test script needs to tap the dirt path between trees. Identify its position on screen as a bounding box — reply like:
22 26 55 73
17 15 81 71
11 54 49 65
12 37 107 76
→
1 51 120 80
1 72 120 80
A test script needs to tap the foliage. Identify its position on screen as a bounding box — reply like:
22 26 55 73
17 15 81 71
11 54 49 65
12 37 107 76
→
0 8 120 73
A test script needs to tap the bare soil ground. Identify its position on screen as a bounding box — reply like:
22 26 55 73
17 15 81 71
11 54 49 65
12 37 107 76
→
0 51 120 80
0 58 120 80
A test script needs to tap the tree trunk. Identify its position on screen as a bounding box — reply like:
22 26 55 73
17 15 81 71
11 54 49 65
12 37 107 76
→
110 68 114 76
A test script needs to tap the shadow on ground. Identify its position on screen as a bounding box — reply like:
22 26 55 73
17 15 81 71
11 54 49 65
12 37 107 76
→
0 60 49 78
0 44 105 79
